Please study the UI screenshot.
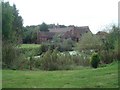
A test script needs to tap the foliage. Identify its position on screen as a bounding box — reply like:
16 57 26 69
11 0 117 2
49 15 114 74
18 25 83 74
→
2 42 17 68
14 44 41 70
76 32 102 51
2 1 23 69
38 38 75 55
40 50 53 70
19 45 40 57
2 2 23 42
90 52 100 68
2 2 14 40
22 26 38 43
12 4 23 44
38 43 49 55
52 37 74 52
40 22 49 32
11 54 29 70
3 43 41 70
57 52 74 70
39 49 90 71
100 25 120 63
40 49 73 70
58 39 74 51
71 54 90 66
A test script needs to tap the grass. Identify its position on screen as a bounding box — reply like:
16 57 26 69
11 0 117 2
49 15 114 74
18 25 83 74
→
2 62 118 88
19 44 41 49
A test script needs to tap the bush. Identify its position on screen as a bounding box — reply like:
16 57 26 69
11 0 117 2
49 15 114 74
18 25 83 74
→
71 53 90 66
57 53 74 70
34 57 42 69
39 44 49 55
99 50 116 64
38 43 56 55
39 49 91 71
58 39 74 52
38 38 74 54
40 49 55 70
2 42 22 69
90 52 100 68
11 54 28 70
40 49 74 70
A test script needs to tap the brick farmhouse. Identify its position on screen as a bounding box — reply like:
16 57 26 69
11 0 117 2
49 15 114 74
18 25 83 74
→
37 26 92 43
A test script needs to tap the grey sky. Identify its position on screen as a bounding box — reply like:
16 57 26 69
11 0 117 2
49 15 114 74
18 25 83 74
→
5 0 119 33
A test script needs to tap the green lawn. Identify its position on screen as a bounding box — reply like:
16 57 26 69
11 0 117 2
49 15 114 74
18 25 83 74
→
2 62 118 88
19 44 41 49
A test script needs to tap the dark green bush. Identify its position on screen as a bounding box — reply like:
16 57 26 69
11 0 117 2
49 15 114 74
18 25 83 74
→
38 43 56 55
39 44 49 55
90 52 100 68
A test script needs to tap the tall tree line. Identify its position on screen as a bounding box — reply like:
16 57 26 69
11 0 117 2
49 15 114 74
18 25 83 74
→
2 1 23 68
2 1 23 43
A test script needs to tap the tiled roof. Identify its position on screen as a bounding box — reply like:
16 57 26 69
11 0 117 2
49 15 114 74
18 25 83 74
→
96 31 108 35
49 26 91 34
49 27 74 33
38 32 55 38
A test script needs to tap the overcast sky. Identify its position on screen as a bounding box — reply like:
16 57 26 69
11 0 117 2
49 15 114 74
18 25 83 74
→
5 0 119 33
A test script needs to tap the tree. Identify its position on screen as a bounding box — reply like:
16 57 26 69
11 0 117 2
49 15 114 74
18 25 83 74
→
2 1 23 69
76 32 102 51
2 2 23 43
2 2 14 40
22 26 37 43
101 25 120 63
40 22 49 32
12 4 23 44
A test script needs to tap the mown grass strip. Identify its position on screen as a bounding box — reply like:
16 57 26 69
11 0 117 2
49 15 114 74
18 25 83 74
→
2 62 118 88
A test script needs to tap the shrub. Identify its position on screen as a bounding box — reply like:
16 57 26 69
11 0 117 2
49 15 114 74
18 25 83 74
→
57 53 74 70
34 57 42 69
29 56 34 70
40 49 74 70
58 39 74 52
71 53 90 66
38 43 56 55
2 42 24 69
11 54 28 70
99 50 116 64
90 52 100 68
40 49 53 70
39 49 92 70
40 49 59 70
2 42 40 70
39 44 48 55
